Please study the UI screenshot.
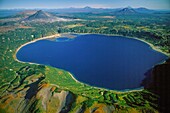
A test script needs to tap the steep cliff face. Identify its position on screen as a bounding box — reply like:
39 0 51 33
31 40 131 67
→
142 58 170 113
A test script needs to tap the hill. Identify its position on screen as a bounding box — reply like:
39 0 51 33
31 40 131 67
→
47 7 157 14
135 7 155 13
25 10 52 20
115 7 137 15
23 10 68 22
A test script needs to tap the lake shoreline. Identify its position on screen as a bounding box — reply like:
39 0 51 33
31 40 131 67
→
14 34 61 64
14 33 168 92
74 33 170 57
67 70 144 92
14 33 169 64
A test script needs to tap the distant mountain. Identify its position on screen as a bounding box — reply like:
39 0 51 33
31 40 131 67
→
42 7 159 14
48 7 99 13
47 6 120 13
22 10 68 22
24 10 53 20
115 7 137 15
135 7 155 13
83 6 92 9
6 7 158 19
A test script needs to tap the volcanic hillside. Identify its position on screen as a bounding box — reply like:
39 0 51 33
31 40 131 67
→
23 10 68 22
116 7 137 15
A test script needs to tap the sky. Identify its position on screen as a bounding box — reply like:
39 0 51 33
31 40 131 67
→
0 0 170 9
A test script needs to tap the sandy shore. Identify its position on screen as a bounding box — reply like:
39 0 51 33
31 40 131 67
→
68 71 143 93
131 37 169 57
14 33 61 63
68 72 80 83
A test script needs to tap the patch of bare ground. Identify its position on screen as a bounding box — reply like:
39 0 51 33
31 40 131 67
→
0 25 33 33
0 17 21 22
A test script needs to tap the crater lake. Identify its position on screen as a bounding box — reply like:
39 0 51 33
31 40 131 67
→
16 34 168 90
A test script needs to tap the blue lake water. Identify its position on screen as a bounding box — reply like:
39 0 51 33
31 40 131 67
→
17 34 167 90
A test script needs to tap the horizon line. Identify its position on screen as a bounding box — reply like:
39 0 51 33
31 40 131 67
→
0 6 169 10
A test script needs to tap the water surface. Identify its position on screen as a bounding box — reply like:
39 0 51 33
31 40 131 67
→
17 34 167 90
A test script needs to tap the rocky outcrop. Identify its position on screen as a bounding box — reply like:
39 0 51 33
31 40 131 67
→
142 58 170 113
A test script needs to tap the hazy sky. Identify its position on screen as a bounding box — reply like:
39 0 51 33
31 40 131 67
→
0 0 170 9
